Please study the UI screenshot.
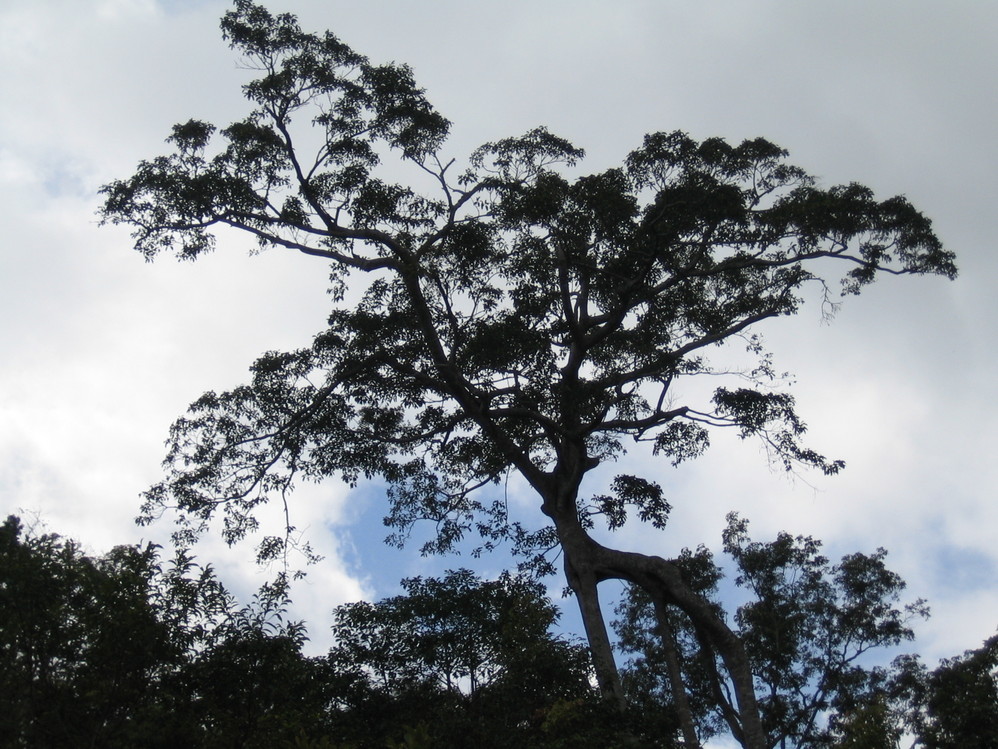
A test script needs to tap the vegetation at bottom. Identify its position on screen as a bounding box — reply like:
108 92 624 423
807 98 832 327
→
3 514 995 749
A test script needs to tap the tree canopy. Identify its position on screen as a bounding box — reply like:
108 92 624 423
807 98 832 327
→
894 634 998 748
0 514 321 748
615 515 929 747
326 568 605 747
99 3 956 746
7 512 992 748
1 515 624 748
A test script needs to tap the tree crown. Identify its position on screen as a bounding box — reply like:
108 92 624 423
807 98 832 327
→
99 0 956 570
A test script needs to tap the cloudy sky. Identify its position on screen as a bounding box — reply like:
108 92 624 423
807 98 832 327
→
2 0 996 697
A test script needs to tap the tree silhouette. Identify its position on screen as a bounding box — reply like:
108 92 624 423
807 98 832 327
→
327 569 599 747
895 634 998 748
0 514 341 748
615 515 929 747
99 3 956 746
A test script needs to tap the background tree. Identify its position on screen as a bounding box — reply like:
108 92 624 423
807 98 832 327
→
826 694 902 749
0 514 190 747
99 2 956 746
2 513 628 748
6 511 990 748
614 515 929 748
0 514 331 749
893 635 998 748
326 569 600 748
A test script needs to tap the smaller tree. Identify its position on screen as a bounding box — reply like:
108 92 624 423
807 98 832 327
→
188 607 333 749
0 514 189 747
895 634 998 748
827 693 902 749
327 569 600 747
0 514 330 748
614 515 929 748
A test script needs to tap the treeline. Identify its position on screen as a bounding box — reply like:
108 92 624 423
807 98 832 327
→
0 514 611 748
1 514 995 748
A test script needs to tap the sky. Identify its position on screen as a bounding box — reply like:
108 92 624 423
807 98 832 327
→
2 0 997 714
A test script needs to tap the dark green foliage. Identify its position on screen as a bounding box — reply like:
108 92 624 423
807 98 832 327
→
0 514 328 749
614 517 929 748
2 516 634 748
0 515 192 747
188 624 333 749
325 569 601 748
828 694 902 748
897 635 998 748
6 511 992 749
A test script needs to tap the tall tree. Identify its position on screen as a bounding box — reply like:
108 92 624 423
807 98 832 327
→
99 3 956 746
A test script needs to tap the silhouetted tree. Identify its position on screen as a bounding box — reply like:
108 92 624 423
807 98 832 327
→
614 516 928 748
99 3 956 746
6 513 989 748
0 514 329 748
0 514 194 747
894 635 998 748
827 693 902 749
326 569 598 747
188 613 333 749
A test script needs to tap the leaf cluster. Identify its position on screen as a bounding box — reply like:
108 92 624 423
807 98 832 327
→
0 514 319 748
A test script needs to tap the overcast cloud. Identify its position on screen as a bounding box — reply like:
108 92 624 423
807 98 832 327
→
2 0 996 702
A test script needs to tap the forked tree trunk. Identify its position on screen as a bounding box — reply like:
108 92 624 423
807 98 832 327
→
555 519 767 749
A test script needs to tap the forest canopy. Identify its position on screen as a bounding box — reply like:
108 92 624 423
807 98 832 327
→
5 514 995 748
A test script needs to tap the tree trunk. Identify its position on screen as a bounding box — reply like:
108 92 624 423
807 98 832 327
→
653 602 702 748
564 553 627 709
554 516 767 749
